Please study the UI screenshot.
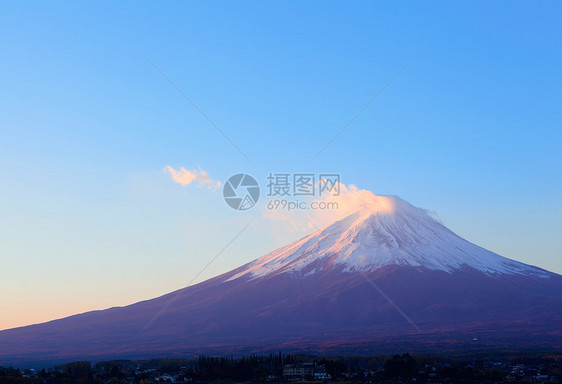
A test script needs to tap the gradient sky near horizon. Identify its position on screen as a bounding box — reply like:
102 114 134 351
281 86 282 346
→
1 1 561 330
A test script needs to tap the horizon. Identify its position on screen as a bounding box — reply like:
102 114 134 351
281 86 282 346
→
4 351 561 373
1 1 561 337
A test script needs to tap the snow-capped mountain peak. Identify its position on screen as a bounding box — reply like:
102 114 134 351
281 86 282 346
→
228 195 549 281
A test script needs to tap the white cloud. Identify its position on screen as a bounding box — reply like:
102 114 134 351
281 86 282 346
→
263 181 380 233
164 166 221 190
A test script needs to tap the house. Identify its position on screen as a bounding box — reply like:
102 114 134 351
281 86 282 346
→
283 363 330 381
156 374 176 383
314 372 332 380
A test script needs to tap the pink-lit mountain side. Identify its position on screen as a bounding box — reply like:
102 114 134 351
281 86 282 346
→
1 195 561 365
231 195 549 279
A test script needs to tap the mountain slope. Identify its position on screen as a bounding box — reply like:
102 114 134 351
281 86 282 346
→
229 196 550 280
1 195 561 365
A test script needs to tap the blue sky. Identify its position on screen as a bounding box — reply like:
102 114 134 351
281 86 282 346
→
0 1 561 329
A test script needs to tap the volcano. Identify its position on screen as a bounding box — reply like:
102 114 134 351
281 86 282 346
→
1 195 561 365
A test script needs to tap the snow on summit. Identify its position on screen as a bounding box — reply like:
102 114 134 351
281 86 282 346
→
229 192 550 281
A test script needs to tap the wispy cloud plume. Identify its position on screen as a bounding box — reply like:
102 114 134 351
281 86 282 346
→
164 166 221 190
263 182 393 232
